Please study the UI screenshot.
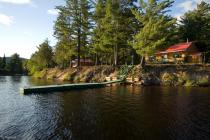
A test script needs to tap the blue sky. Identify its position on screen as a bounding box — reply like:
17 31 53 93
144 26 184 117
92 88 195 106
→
0 0 209 58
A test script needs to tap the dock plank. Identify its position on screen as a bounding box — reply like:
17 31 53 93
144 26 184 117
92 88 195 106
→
20 80 124 95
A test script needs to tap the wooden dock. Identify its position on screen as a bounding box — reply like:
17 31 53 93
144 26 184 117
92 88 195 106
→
20 79 123 95
20 65 134 95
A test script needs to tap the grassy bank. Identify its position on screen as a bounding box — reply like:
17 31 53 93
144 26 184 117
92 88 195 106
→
33 66 118 83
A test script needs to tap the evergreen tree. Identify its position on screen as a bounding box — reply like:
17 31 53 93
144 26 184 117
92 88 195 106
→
2 54 6 69
37 39 54 69
0 57 3 69
92 0 106 65
26 52 40 74
179 1 210 62
132 0 176 66
54 0 92 67
8 53 22 74
66 0 92 67
92 0 139 65
26 39 54 74
54 6 76 68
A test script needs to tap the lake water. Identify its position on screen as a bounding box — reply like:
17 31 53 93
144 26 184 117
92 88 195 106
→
0 76 210 140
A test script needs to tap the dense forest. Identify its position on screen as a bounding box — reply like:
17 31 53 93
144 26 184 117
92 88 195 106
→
0 53 26 75
26 0 210 74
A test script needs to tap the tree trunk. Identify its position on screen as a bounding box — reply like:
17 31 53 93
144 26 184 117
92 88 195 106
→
77 28 81 68
70 57 72 67
203 52 206 64
83 55 86 66
114 45 118 66
140 56 145 68
77 11 81 68
95 53 98 66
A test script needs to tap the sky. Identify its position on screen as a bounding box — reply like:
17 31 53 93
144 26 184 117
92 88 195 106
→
0 0 209 59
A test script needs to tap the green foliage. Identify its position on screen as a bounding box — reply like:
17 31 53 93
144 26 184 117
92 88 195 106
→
197 76 210 86
25 0 210 76
177 72 189 85
0 53 25 74
92 0 139 65
8 53 23 74
26 39 54 74
178 1 210 62
184 80 196 87
53 0 92 67
54 5 76 68
0 54 7 71
0 57 3 69
132 0 176 56
161 72 178 86
2 54 6 69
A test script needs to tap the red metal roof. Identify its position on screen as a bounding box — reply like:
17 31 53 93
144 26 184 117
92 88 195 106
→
158 42 192 54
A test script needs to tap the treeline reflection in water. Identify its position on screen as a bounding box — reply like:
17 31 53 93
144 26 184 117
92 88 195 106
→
0 76 210 140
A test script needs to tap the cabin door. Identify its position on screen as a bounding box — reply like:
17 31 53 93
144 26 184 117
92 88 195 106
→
187 56 193 63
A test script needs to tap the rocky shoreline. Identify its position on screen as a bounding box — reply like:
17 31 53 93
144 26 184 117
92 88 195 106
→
32 64 210 87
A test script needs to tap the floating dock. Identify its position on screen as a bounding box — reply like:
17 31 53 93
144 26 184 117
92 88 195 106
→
20 79 123 95
20 65 134 95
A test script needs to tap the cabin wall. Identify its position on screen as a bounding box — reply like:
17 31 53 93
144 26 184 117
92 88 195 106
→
146 43 203 64
186 44 199 53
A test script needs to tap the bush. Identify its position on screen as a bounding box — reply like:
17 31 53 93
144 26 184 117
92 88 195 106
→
177 72 189 85
197 76 209 86
33 69 47 79
184 80 196 87
161 72 178 86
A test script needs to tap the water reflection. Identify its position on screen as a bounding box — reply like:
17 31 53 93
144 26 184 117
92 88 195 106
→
0 76 6 82
0 77 210 140
9 76 22 82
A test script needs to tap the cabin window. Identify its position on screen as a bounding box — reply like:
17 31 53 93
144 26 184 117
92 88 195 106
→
173 53 181 58
163 55 167 59
149 56 156 62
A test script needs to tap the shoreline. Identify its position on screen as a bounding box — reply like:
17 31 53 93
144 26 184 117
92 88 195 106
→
28 64 210 87
0 74 28 76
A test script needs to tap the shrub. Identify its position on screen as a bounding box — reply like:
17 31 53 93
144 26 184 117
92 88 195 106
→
33 69 47 79
161 72 178 86
197 76 209 86
177 72 189 85
184 80 196 87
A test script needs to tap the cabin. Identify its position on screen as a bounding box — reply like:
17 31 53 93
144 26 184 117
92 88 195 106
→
72 58 94 67
146 42 203 64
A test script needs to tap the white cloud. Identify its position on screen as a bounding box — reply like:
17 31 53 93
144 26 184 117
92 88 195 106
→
0 13 13 26
174 14 182 21
177 0 210 12
47 9 59 16
194 0 210 3
177 1 195 12
0 0 31 4
174 0 209 23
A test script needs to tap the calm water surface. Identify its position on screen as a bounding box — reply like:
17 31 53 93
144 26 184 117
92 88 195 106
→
0 76 210 140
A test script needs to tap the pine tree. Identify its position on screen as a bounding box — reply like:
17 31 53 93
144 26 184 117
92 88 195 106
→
37 39 54 68
26 39 54 74
54 6 76 68
179 1 210 43
0 57 3 69
92 0 139 66
132 0 176 67
92 0 106 65
179 1 210 62
2 54 6 69
8 53 22 74
54 0 92 67
66 0 92 67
